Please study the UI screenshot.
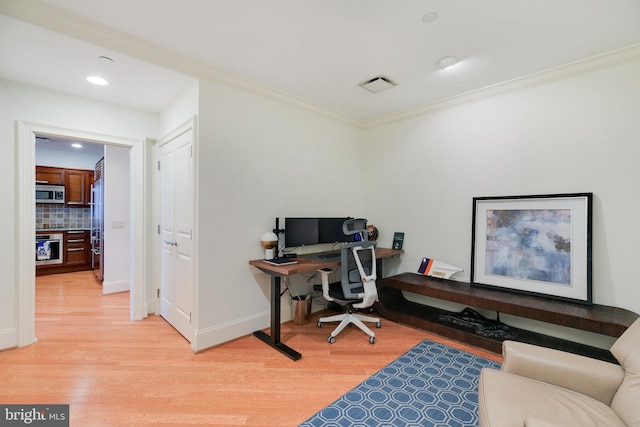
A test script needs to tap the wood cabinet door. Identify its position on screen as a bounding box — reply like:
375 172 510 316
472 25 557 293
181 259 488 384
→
35 166 65 185
65 169 93 206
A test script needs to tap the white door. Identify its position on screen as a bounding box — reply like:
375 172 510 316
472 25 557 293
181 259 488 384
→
159 126 194 342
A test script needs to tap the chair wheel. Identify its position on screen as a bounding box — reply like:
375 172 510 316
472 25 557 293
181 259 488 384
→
369 336 375 344
376 322 382 328
328 336 336 344
317 321 322 328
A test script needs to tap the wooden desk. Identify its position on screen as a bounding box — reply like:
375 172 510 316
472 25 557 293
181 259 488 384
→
249 247 402 360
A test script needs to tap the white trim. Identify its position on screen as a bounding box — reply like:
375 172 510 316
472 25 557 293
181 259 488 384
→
3 1 640 130
16 121 36 347
16 121 148 347
364 43 640 128
193 312 270 353
102 279 130 295
0 0 360 129
0 328 18 351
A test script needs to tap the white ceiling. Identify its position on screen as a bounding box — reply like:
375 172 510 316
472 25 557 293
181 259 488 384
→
35 135 105 158
2 0 640 123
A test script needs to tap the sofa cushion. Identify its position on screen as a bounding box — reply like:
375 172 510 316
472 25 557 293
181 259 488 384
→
524 417 578 427
610 318 640 427
478 368 626 427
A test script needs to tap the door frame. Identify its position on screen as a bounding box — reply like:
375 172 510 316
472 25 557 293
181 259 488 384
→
17 121 149 347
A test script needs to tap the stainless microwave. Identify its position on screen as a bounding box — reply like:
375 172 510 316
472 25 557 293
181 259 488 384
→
36 184 65 204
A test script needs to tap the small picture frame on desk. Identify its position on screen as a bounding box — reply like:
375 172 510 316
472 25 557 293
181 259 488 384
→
392 232 405 250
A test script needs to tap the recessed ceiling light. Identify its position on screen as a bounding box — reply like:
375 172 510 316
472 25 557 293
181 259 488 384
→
86 56 113 86
436 56 458 71
71 143 83 149
423 12 439 23
87 75 109 86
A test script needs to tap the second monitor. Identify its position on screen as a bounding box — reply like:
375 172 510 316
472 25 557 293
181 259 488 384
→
284 217 353 248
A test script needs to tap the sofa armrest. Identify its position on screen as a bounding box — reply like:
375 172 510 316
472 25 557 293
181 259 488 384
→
501 341 625 405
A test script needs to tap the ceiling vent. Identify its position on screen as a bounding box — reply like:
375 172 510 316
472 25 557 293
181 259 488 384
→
359 75 397 94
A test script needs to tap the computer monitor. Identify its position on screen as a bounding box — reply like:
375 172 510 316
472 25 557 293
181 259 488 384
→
284 217 319 248
318 217 352 244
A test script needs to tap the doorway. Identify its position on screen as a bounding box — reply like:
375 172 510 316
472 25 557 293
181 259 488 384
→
35 136 105 283
35 137 133 295
17 121 150 347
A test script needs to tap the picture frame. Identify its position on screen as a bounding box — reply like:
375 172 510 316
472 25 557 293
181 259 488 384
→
392 232 405 250
471 193 593 304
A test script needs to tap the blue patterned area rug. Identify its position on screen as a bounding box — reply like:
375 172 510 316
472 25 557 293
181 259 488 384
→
299 339 501 427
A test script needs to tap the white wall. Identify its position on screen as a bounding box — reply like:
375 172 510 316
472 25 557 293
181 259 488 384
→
103 144 132 294
363 59 640 346
160 80 199 136
193 78 364 350
0 79 159 349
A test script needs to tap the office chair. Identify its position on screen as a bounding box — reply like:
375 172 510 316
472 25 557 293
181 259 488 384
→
317 218 381 344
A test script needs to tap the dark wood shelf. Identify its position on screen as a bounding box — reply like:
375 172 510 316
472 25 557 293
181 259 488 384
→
376 273 639 363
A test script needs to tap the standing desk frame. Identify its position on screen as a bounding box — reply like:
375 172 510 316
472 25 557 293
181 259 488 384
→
249 247 403 361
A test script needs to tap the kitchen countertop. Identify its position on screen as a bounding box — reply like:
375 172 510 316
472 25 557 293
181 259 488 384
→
36 228 90 232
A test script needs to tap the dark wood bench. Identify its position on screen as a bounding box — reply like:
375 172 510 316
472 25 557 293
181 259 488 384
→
375 273 639 363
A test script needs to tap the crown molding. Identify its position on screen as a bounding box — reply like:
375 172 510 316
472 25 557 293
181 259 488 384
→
364 43 640 128
3 0 639 131
0 0 362 128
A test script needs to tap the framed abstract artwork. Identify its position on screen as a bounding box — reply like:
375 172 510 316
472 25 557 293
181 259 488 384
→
471 193 593 304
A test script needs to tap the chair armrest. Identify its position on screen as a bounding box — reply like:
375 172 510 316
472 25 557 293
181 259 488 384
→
317 268 335 302
501 341 625 405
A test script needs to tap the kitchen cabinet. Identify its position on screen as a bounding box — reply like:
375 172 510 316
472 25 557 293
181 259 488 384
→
35 166 65 185
65 230 90 266
36 230 92 276
35 166 93 206
64 169 93 206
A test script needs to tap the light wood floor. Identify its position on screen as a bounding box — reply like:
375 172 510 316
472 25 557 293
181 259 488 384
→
0 271 501 426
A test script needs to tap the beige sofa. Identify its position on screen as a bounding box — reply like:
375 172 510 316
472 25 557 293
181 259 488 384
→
478 317 640 427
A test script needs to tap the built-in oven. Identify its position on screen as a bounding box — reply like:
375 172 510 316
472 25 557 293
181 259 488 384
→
35 233 64 265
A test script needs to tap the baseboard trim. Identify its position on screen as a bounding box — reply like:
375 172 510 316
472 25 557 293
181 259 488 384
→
102 279 130 295
0 328 18 351
193 311 271 353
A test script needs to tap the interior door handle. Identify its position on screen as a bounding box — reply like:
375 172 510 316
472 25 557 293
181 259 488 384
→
163 240 177 246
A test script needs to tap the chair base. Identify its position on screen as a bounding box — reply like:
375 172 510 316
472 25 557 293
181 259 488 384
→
318 312 381 343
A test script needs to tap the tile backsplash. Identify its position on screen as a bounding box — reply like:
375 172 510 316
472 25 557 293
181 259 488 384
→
36 204 92 230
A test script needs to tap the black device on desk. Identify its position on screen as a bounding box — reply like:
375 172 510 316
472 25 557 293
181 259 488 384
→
299 250 341 262
318 251 341 260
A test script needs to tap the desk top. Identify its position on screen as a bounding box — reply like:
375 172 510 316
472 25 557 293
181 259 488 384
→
249 247 403 276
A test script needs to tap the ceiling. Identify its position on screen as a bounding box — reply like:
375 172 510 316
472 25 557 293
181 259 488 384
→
2 0 640 124
35 135 105 158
